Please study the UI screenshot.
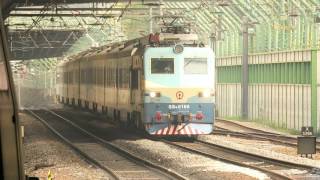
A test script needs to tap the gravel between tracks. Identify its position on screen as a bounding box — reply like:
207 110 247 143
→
20 112 110 180
198 135 320 168
53 108 272 179
111 139 270 180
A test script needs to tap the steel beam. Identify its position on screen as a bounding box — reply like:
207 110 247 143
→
11 7 188 11
9 13 117 17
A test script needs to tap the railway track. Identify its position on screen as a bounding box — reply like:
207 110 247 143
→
27 109 187 180
214 118 320 151
49 108 310 179
215 118 280 134
160 137 320 180
27 108 320 179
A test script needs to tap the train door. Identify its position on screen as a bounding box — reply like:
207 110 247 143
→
130 54 143 128
130 55 142 105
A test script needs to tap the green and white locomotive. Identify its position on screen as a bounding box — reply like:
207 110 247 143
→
57 31 215 135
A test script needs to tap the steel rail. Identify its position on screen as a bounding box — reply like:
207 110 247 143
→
196 139 319 170
51 108 291 179
44 109 188 180
213 128 299 148
159 137 320 180
214 118 320 151
215 118 280 135
160 139 291 180
27 109 119 180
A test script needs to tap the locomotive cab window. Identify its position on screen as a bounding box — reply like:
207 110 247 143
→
184 58 208 74
151 58 174 74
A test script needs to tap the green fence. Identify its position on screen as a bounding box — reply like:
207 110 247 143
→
215 49 319 133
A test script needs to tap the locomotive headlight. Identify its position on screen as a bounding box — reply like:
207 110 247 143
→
150 92 156 98
173 44 184 54
203 90 211 97
149 92 161 98
199 90 211 97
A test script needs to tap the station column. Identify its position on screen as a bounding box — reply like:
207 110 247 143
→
311 49 318 134
241 16 249 120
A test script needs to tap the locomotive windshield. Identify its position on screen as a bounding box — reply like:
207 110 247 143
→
184 58 208 74
151 58 174 74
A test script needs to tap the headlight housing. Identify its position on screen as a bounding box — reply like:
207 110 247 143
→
149 92 161 98
199 90 213 97
150 92 156 98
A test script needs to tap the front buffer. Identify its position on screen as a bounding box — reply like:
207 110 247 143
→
144 103 214 135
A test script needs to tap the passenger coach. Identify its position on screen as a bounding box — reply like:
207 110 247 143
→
57 32 215 135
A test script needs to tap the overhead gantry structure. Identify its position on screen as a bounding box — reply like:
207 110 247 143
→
2 0 320 61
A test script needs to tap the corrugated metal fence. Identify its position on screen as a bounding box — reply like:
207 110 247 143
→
216 50 319 133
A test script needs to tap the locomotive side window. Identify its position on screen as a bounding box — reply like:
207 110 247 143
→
184 58 208 74
151 58 174 74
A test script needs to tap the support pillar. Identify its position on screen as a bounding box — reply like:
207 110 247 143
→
311 49 318 133
242 16 249 119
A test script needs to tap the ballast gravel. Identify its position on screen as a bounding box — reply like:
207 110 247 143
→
21 113 110 180
111 139 270 180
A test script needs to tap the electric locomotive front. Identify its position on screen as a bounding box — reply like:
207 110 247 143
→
142 35 215 136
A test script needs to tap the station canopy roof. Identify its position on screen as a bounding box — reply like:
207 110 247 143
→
4 0 320 63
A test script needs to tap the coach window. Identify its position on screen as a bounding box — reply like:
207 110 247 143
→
123 68 129 88
151 58 174 74
112 68 115 87
131 69 139 90
98 68 103 86
68 71 73 84
184 58 207 74
64 72 68 84
109 68 113 87
87 68 92 84
113 68 117 87
106 68 111 87
85 69 88 84
109 68 112 87
75 69 79 84
93 67 96 85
